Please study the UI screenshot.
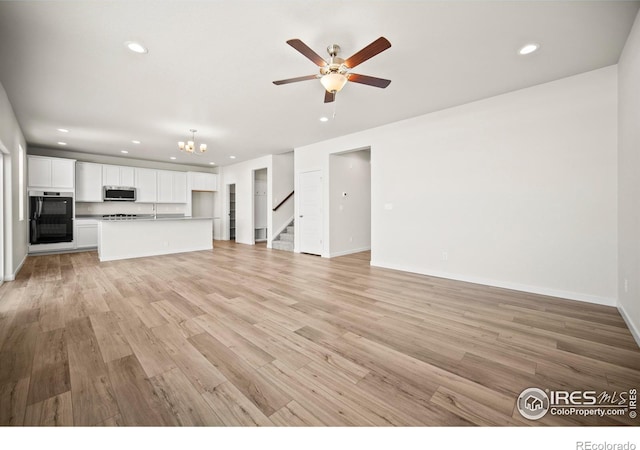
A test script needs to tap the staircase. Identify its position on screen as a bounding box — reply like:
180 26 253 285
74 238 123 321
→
272 220 294 252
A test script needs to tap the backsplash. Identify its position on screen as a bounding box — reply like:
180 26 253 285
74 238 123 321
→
76 202 187 216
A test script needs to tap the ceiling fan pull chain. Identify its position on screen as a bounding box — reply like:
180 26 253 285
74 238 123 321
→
333 95 337 119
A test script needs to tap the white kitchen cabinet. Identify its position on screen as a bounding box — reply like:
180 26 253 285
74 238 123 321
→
157 170 187 203
156 170 174 203
188 172 217 191
135 168 157 203
102 165 135 187
75 219 98 248
75 162 103 202
28 156 75 189
173 171 187 203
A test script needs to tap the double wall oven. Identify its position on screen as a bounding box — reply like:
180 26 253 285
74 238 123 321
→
29 190 75 252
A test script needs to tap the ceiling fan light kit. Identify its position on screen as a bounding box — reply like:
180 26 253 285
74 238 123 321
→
273 37 392 103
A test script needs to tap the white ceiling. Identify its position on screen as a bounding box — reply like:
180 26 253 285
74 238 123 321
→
0 1 637 167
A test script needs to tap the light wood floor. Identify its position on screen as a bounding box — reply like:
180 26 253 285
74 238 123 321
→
0 241 638 426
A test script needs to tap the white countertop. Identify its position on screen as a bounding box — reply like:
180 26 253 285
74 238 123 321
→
78 215 213 223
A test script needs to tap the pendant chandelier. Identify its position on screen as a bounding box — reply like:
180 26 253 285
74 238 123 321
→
178 129 207 154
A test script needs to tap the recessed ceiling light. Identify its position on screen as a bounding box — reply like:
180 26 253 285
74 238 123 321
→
57 128 69 133
121 150 129 154
229 156 236 159
209 162 216 165
319 117 329 122
170 156 177 160
57 142 67 146
131 140 141 144
125 41 148 54
518 43 540 56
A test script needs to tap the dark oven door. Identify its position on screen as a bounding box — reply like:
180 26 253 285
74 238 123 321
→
29 195 74 244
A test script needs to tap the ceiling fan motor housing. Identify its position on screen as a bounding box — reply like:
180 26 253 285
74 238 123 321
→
321 44 348 76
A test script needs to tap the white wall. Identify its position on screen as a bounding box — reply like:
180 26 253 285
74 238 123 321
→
295 66 618 306
618 9 640 343
271 152 294 239
0 81 27 281
329 150 371 257
220 155 272 246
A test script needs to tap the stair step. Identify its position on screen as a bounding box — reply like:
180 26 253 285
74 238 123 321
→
272 240 294 252
286 226 295 234
280 233 294 242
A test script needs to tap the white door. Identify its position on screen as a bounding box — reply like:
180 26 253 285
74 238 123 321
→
299 170 322 255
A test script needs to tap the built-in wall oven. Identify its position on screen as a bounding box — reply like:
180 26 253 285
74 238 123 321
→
29 190 74 252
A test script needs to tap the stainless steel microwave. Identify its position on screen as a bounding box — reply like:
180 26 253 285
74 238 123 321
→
103 186 136 201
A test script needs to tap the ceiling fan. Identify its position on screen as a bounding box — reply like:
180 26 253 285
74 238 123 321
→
273 37 392 103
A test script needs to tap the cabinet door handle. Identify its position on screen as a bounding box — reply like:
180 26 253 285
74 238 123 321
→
299 215 303 218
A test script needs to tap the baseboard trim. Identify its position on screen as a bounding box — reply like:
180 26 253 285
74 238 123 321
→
5 252 27 281
618 302 640 348
330 247 371 258
369 259 617 307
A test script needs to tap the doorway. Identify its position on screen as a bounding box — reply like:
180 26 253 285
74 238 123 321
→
228 183 236 241
328 149 371 258
298 170 322 255
253 168 268 243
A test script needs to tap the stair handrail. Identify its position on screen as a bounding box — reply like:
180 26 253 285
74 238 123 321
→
272 190 294 212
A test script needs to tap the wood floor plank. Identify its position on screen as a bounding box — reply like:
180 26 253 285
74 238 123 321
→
193 314 275 369
38 295 65 333
24 390 73 426
106 355 174 426
27 328 71 405
117 317 177 378
89 311 133 363
188 332 291 417
255 319 370 384
148 367 223 426
151 323 227 394
200 381 273 426
430 386 521 426
211 313 312 370
297 361 424 426
0 377 29 425
0 323 39 384
66 317 120 426
123 295 169 329
269 400 324 426
258 360 375 426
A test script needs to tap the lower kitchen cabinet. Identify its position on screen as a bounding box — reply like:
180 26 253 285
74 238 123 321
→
75 219 98 249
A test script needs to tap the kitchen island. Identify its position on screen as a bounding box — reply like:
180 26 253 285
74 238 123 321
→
97 215 213 262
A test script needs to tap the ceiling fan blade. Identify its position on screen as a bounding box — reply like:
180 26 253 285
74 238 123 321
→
347 73 391 88
287 39 327 67
324 90 335 103
272 74 319 85
344 37 391 69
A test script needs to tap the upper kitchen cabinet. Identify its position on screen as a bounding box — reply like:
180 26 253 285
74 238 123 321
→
188 172 218 192
156 170 187 203
134 168 157 203
28 156 75 190
76 162 103 202
102 164 135 187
